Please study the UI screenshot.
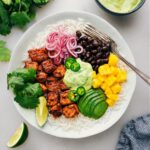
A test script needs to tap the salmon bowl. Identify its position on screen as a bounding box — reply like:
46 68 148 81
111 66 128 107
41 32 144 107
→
7 11 136 138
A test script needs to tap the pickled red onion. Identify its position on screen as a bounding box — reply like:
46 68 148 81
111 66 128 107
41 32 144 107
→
46 27 84 65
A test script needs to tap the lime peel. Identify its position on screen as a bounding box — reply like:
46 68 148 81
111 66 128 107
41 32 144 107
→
7 123 28 148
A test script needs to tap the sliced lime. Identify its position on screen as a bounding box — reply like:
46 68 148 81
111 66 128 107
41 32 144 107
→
36 96 48 127
7 123 28 148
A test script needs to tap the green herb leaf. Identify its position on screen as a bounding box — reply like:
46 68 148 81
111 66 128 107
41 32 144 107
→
14 83 43 109
0 40 11 62
0 1 11 35
33 0 49 5
1 0 12 5
10 12 30 28
11 68 36 82
7 74 25 93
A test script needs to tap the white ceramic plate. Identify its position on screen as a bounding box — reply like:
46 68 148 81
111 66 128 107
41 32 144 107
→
8 11 136 139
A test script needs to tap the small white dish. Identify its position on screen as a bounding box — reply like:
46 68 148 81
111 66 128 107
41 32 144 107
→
8 11 136 139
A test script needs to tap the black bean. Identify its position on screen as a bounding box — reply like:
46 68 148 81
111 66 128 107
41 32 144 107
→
88 37 94 44
96 52 103 58
98 40 103 46
77 38 82 44
86 45 91 51
102 46 108 52
87 56 93 62
92 40 99 48
92 49 97 54
76 31 82 38
86 52 90 58
89 44 94 50
105 52 110 58
95 65 99 72
91 60 96 65
102 58 108 63
81 41 87 48
96 59 102 64
81 36 88 41
97 46 102 52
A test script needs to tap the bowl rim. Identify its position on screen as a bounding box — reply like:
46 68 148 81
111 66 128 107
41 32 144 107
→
95 0 146 16
8 10 136 139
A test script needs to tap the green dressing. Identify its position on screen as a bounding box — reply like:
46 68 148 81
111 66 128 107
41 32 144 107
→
63 59 93 90
99 0 141 13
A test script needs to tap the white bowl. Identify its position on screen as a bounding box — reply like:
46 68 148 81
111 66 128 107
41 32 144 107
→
8 11 136 139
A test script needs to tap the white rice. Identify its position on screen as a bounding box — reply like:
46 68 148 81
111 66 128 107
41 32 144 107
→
26 19 129 132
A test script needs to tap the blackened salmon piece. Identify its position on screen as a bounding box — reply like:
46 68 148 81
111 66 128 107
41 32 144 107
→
50 103 62 118
28 48 48 62
46 81 60 92
47 92 59 107
62 104 79 118
36 72 47 83
59 80 69 91
37 65 43 72
60 90 73 106
25 61 38 70
47 76 58 83
39 83 47 93
42 59 56 74
53 65 66 78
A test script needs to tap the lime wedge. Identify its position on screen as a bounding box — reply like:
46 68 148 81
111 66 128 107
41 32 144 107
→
7 123 28 148
36 96 48 127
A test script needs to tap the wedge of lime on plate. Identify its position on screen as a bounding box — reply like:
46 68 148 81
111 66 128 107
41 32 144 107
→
36 96 48 127
7 123 28 148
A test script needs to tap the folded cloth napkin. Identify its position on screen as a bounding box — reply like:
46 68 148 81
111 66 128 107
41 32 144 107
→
117 114 150 150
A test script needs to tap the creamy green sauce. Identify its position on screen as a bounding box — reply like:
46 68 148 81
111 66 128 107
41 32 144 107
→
63 59 93 90
99 0 141 13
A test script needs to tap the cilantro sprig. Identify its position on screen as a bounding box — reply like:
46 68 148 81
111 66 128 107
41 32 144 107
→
0 0 49 35
7 68 43 109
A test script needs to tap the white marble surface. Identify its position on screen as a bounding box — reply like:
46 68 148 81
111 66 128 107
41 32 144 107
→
0 0 149 150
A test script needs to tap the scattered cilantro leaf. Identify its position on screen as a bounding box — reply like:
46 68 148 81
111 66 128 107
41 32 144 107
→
0 0 49 35
10 12 31 28
0 40 11 62
0 1 11 35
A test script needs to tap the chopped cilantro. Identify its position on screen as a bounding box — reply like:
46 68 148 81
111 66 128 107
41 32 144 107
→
0 40 11 62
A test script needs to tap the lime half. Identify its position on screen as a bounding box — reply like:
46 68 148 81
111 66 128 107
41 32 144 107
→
7 123 28 148
36 96 48 127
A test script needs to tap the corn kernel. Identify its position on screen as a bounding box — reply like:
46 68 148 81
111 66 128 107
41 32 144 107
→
117 70 127 83
106 99 115 107
92 71 97 78
97 74 105 84
98 64 111 75
105 87 113 96
110 66 119 76
107 93 118 101
111 83 122 94
93 79 100 88
101 82 108 91
109 53 119 66
106 75 117 87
